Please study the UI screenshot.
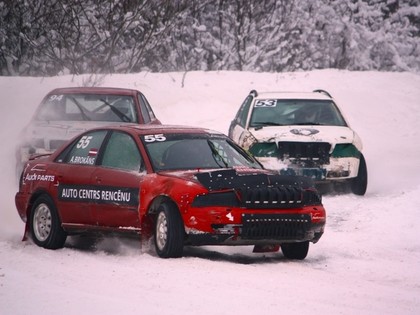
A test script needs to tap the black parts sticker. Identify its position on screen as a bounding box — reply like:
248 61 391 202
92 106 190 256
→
58 184 139 206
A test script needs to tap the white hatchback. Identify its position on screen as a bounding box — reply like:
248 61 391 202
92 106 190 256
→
228 89 367 195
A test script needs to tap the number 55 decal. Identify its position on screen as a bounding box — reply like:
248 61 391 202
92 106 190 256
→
144 134 166 142
76 136 93 149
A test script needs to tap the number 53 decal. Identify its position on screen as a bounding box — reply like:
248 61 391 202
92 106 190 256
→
144 134 166 142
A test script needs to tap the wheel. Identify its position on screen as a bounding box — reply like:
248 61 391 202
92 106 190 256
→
281 241 309 260
351 154 368 196
154 203 184 258
30 195 67 249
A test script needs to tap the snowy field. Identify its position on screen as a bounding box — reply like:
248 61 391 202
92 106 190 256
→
0 70 419 315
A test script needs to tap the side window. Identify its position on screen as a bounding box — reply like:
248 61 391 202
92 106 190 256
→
143 94 156 120
101 131 142 172
36 94 66 121
237 95 253 127
138 94 151 123
59 130 107 165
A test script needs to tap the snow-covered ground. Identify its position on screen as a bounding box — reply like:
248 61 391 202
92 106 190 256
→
1 70 419 315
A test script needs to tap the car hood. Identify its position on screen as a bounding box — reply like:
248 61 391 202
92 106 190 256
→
158 167 314 191
249 125 356 144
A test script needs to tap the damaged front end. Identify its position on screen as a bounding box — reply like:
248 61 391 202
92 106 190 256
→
184 169 325 247
248 137 361 182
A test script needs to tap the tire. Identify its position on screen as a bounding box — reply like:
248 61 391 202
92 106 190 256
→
281 241 309 260
351 154 368 196
30 195 67 249
154 203 184 258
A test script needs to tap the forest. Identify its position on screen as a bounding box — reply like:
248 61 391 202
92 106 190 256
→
0 0 419 76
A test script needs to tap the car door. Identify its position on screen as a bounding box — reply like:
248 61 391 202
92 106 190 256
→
54 130 108 226
229 95 253 143
90 130 143 229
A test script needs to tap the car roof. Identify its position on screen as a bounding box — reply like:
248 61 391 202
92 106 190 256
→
47 87 140 96
254 91 333 101
95 124 225 136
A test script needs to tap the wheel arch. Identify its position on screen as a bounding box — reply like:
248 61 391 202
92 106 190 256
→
26 189 56 218
29 191 67 249
24 190 66 237
142 195 184 237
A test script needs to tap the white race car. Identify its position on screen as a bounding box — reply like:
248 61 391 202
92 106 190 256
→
229 89 367 195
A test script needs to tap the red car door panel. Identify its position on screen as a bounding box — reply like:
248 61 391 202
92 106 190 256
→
55 164 97 224
90 130 144 228
90 167 141 228
54 130 108 225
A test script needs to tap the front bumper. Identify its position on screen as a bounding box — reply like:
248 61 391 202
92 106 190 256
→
184 204 326 246
258 156 360 181
186 213 325 246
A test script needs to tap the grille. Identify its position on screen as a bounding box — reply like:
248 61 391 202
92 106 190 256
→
242 214 311 240
237 186 303 209
278 141 331 165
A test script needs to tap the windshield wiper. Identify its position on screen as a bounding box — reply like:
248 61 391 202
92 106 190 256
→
252 121 286 130
69 96 91 121
294 122 323 126
99 99 132 122
207 140 228 168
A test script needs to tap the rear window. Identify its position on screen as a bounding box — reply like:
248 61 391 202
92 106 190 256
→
36 93 138 123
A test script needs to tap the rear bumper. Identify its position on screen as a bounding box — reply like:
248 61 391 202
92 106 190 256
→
15 192 28 222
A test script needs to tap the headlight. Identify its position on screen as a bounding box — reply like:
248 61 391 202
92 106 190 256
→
192 192 239 207
249 142 279 157
331 144 361 158
238 130 257 150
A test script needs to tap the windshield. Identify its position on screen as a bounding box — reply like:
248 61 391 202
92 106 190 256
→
142 133 262 171
35 93 138 123
250 99 347 127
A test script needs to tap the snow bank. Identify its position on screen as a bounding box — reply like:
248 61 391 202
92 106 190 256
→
0 70 419 315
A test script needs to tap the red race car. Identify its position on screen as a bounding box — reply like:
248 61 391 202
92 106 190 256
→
15 125 326 259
